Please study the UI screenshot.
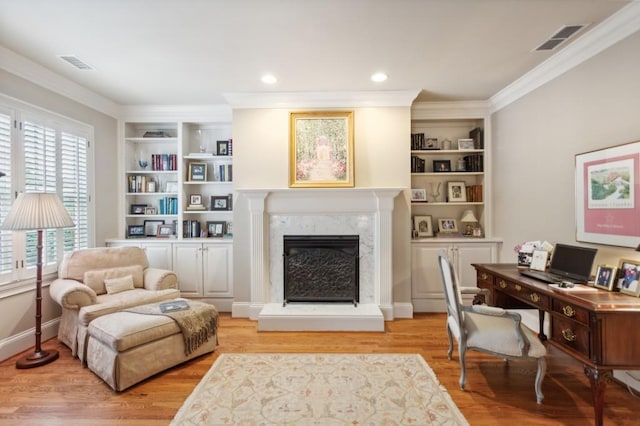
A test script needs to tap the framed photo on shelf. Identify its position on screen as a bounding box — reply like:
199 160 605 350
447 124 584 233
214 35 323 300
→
458 138 476 151
413 215 433 238
211 195 230 211
289 111 354 188
438 218 459 233
594 264 617 291
206 221 226 238
433 160 451 173
156 224 174 238
447 181 467 202
189 194 202 206
146 181 156 193
127 225 145 238
216 140 230 156
130 204 147 215
411 188 427 202
425 137 439 150
144 207 157 215
575 140 640 248
617 259 640 296
165 181 178 193
224 221 233 236
143 219 165 237
188 162 207 182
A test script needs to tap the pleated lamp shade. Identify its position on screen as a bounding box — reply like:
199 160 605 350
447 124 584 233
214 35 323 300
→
2 192 74 231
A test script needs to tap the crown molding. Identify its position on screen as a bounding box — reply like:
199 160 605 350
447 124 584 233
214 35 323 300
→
0 45 121 118
411 101 490 120
119 104 232 123
490 1 640 112
223 90 421 109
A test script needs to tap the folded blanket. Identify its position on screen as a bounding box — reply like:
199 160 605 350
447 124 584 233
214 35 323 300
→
126 300 218 356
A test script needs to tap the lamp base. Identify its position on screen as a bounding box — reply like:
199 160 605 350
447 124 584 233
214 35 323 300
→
16 349 59 369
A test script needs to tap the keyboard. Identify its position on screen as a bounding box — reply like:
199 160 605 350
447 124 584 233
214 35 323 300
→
519 269 566 284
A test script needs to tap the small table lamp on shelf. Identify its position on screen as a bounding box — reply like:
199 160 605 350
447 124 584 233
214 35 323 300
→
460 210 478 237
2 192 74 369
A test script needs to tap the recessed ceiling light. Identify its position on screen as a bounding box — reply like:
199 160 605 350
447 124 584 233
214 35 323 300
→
261 74 277 84
371 72 388 82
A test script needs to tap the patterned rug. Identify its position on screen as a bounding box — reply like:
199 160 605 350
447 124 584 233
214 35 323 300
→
171 353 468 425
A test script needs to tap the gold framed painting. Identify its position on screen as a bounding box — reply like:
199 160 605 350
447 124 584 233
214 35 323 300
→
289 111 354 188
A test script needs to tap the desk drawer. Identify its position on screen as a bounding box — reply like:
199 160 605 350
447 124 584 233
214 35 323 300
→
495 278 550 310
552 316 590 358
552 299 590 325
477 270 494 288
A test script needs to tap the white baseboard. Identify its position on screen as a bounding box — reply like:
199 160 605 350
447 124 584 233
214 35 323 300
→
0 318 60 363
393 302 414 318
231 302 251 318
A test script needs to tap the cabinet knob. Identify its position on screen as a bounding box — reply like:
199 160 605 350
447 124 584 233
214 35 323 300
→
514 284 522 292
499 280 507 289
529 292 540 303
561 328 577 342
480 272 488 280
562 305 576 317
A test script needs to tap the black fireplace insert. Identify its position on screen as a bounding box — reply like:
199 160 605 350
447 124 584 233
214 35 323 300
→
283 235 359 306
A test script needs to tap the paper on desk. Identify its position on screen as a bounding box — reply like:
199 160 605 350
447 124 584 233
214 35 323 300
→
548 283 599 292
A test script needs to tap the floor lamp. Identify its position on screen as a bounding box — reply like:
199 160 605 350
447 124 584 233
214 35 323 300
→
2 192 74 369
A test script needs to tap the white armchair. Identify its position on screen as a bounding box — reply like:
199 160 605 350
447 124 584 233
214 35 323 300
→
437 251 547 403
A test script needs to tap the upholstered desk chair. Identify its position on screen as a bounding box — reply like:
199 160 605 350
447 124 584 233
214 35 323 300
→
438 251 547 404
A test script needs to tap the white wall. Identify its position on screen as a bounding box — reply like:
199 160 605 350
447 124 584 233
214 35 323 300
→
492 30 640 267
231 107 412 305
0 69 118 361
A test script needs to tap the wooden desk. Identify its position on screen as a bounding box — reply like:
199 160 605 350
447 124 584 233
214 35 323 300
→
473 263 640 426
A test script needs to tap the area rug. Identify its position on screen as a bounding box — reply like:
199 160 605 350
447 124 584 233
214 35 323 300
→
171 353 468 425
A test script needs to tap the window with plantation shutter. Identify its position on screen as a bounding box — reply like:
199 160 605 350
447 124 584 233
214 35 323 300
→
0 110 13 281
0 98 93 288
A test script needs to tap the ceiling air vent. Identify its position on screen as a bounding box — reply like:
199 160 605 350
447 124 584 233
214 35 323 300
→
535 24 586 51
58 55 94 70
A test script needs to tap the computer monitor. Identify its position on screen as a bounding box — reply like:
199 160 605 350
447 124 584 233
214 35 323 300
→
548 243 597 282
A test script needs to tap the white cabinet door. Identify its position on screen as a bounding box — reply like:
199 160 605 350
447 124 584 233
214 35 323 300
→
203 243 233 297
411 241 497 312
172 243 204 297
454 243 496 286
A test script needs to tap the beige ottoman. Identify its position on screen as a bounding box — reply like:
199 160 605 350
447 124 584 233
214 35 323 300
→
86 300 218 391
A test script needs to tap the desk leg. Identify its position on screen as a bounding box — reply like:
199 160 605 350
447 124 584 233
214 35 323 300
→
537 309 547 341
583 366 611 426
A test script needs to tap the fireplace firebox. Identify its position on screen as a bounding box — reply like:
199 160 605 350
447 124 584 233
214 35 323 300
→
283 235 359 306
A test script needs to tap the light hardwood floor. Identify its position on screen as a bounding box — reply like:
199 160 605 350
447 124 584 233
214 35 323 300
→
0 313 637 425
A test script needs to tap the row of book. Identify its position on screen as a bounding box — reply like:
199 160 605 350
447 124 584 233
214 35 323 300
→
151 153 178 171
128 175 156 193
158 197 178 215
466 185 483 202
462 154 484 172
410 133 426 150
411 156 426 173
218 164 233 182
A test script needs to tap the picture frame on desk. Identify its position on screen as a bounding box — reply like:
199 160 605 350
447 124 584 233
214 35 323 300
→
447 181 466 202
594 264 617 291
433 160 451 173
575 140 640 248
413 215 433 238
617 259 640 296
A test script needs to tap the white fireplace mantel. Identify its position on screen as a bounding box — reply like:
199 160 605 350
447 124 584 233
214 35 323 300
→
238 188 402 331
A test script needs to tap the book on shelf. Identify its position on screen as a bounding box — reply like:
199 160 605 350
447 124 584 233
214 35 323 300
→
188 152 214 158
218 164 233 181
151 153 177 171
186 204 207 210
410 156 426 173
143 131 171 138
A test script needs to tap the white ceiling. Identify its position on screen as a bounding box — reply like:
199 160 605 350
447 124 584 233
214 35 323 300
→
0 0 634 107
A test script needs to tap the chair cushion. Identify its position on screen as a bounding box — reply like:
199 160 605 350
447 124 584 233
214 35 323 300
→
104 275 134 294
465 312 547 358
84 265 144 295
88 311 180 352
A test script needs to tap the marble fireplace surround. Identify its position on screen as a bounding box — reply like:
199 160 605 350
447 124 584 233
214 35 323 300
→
240 188 401 331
